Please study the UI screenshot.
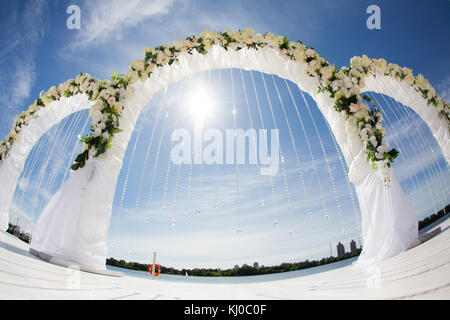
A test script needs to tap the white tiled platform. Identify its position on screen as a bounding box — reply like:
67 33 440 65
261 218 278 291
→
0 218 449 300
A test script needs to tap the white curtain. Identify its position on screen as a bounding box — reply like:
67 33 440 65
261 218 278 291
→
0 94 94 231
30 158 113 270
348 150 418 267
315 90 418 267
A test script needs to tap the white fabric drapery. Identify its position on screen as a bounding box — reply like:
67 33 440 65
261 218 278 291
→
30 158 113 270
348 149 418 267
19 46 419 269
0 94 94 231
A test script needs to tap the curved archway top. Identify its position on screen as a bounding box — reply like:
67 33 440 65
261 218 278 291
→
348 55 449 122
0 73 104 160
4 29 445 178
348 55 449 163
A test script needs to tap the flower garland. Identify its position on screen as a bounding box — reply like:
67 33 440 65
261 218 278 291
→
7 29 441 178
349 55 449 123
98 29 399 173
70 73 131 170
0 73 102 161
348 55 449 182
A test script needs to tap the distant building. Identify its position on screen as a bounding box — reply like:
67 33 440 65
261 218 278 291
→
20 233 32 244
253 262 259 268
11 225 22 237
350 239 357 253
337 242 345 258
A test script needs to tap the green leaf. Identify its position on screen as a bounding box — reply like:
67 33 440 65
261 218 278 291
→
74 153 84 163
387 148 399 159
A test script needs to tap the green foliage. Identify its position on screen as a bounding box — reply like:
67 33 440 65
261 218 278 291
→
71 149 89 170
279 36 290 50
106 248 363 277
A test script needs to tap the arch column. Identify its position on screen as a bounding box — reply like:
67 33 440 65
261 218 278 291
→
0 93 94 231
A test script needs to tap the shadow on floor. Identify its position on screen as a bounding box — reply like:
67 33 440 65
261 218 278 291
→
0 238 37 261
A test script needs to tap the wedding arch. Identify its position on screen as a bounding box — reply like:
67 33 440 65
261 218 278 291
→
348 55 449 163
0 29 448 270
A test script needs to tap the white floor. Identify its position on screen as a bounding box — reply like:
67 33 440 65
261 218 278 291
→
0 218 449 300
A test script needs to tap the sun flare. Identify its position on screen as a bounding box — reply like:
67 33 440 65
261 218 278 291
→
186 82 216 126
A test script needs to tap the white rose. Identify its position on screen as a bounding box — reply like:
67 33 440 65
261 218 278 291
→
146 63 155 73
91 110 102 123
360 128 369 140
305 48 315 57
107 96 116 105
331 80 341 92
156 51 165 65
358 79 365 88
131 59 144 71
114 102 122 113
161 56 169 65
173 39 185 50
376 145 386 154
93 128 102 138
344 88 351 98
349 103 359 113
343 77 353 89
369 135 378 147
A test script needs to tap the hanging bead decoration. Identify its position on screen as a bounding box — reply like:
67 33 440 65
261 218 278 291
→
146 102 170 214
249 71 278 226
240 69 265 208
272 74 311 234
261 72 294 236
231 69 242 234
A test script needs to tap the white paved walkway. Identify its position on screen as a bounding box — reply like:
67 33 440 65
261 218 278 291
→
0 218 449 300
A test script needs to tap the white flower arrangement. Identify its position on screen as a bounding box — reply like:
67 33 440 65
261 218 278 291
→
0 73 103 161
3 30 445 181
349 55 449 122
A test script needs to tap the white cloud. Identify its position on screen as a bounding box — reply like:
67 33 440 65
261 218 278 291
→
436 75 450 102
0 0 48 134
7 57 36 107
68 0 175 50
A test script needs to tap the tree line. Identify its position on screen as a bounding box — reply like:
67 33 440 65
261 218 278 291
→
106 249 362 277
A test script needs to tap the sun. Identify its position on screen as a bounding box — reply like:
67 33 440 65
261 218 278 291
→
185 81 216 127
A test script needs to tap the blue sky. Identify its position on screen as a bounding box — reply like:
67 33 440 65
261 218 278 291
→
1 0 449 269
